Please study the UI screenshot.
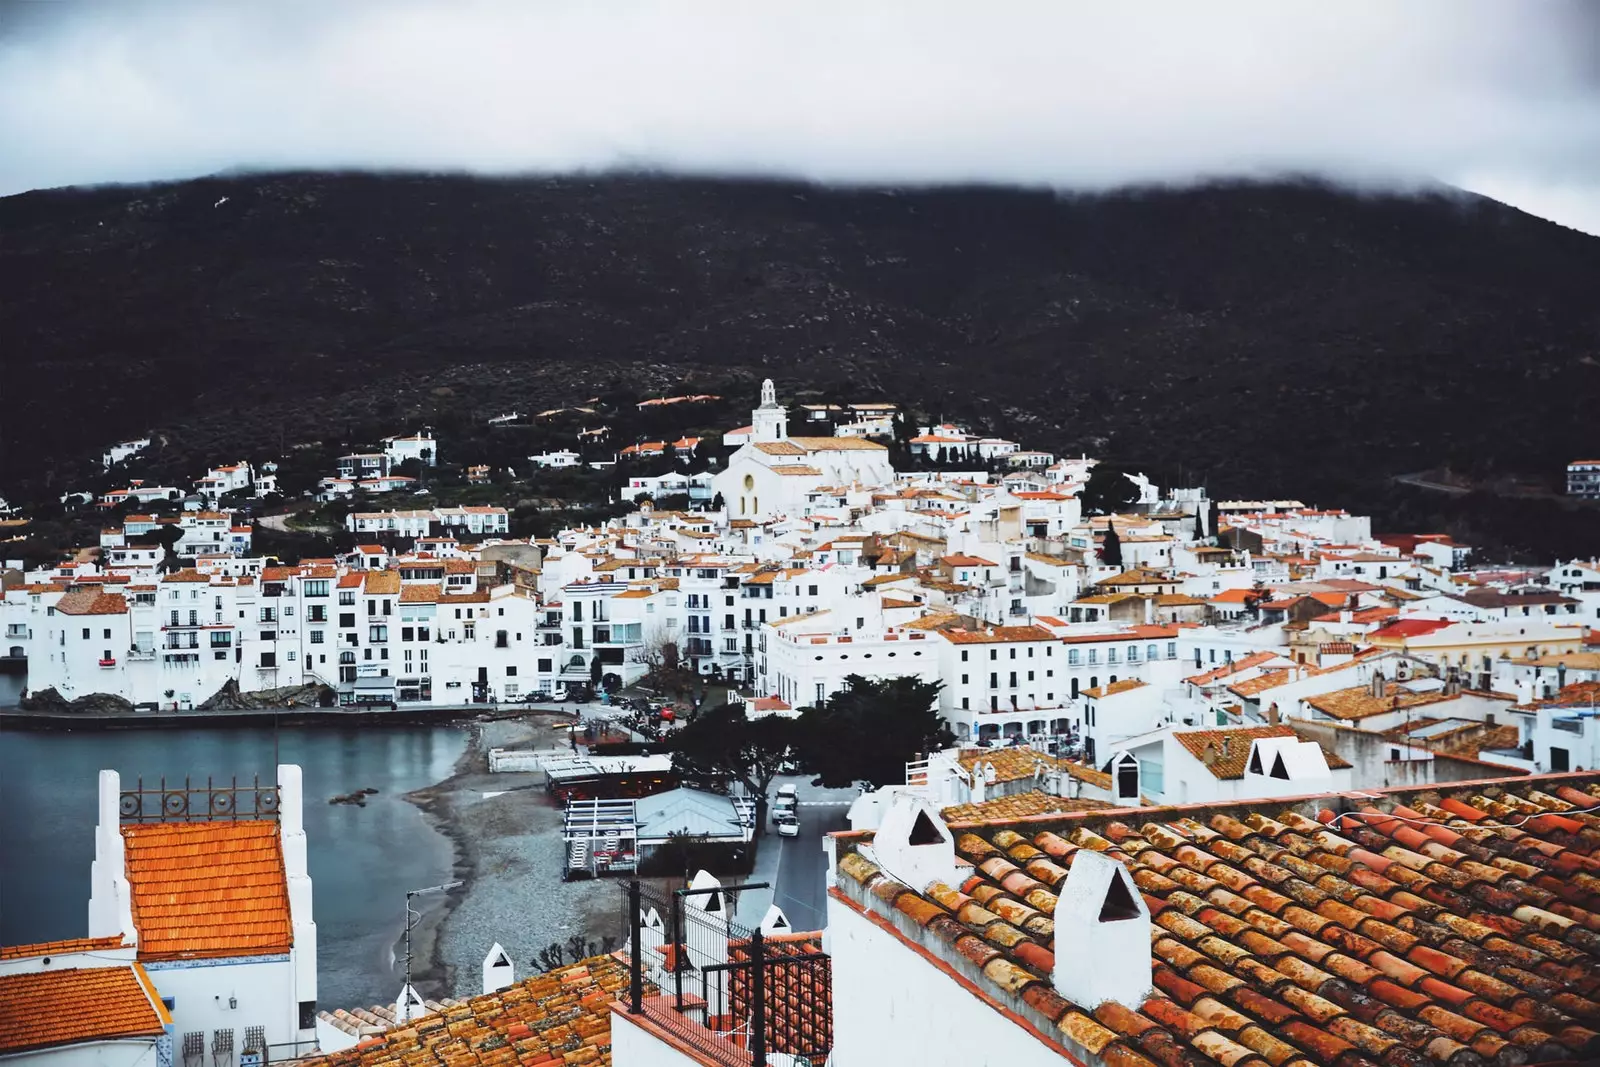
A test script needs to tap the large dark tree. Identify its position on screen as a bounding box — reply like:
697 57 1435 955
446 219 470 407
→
1100 522 1123 567
793 675 952 790
670 702 795 833
1079 464 1141 516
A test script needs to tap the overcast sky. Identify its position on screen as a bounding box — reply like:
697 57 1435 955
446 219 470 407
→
2 1 1598 234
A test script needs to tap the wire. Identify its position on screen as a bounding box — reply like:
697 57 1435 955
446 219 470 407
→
1323 800 1600 833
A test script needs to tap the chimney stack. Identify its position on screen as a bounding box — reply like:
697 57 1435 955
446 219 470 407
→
1266 702 1280 726
1201 742 1219 767
1052 850 1152 1009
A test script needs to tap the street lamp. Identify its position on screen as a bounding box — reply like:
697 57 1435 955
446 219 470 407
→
400 880 464 1020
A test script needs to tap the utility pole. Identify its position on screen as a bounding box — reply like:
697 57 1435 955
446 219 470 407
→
401 880 464 1019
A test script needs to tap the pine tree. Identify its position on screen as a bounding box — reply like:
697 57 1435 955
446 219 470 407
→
1101 522 1123 567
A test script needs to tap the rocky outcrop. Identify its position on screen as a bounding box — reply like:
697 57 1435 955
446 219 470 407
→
197 679 335 710
19 687 135 714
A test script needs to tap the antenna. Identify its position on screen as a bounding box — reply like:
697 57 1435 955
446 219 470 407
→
401 880 464 1019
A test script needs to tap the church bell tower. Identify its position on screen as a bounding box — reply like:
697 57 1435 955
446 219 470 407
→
752 378 788 443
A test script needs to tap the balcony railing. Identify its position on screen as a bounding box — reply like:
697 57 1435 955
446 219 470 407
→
99 658 117 667
128 648 156 661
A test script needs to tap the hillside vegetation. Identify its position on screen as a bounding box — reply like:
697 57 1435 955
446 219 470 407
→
2 172 1598 557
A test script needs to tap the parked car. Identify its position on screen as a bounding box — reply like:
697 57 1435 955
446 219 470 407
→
775 811 799 838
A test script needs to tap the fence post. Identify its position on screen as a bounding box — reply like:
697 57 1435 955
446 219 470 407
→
750 926 766 1067
628 879 643 1014
672 889 685 1012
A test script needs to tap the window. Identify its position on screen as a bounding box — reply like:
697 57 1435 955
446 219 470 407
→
82 628 90 639
1107 648 1118 664
260 652 276 668
961 674 969 685
339 612 355 628
1128 646 1139 662
339 591 355 605
287 650 297 662
961 650 969 662
506 665 517 676
1068 649 1080 665
1088 650 1098 665
1167 642 1177 659
369 625 388 643
310 630 325 644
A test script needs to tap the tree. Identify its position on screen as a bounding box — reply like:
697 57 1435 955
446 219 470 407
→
1080 464 1141 516
793 675 952 790
1101 522 1123 567
671 702 795 833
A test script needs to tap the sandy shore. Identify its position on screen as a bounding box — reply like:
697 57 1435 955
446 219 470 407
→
398 715 624 1001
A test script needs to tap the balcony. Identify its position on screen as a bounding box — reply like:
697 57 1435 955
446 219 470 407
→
98 657 117 667
128 648 156 661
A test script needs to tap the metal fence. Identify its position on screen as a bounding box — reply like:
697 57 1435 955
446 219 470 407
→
622 880 832 1067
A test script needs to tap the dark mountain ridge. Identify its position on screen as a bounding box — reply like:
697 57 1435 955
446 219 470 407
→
2 171 1598 554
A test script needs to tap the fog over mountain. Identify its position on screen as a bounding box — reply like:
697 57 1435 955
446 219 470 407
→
2 1 1599 232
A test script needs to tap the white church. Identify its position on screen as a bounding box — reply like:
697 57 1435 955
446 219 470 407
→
711 380 895 519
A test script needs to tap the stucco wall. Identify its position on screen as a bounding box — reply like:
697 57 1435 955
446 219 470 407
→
609 1010 715 1067
5 1040 161 1066
145 956 299 1052
828 895 1067 1067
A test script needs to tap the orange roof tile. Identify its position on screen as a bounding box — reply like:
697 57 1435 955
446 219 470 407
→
939 625 1057 645
362 571 401 595
1172 723 1351 778
0 965 167 1054
836 770 1600 1067
310 955 639 1066
121 820 291 960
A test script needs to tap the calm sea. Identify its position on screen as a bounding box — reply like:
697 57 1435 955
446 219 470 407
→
0 679 466 1010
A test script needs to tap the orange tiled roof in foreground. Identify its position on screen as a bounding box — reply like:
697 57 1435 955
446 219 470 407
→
307 954 637 1066
122 819 291 960
835 771 1600 1067
0 964 168 1054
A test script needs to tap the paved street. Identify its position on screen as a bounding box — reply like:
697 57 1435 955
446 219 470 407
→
734 774 856 933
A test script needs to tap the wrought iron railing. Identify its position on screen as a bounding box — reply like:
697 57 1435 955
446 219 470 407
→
621 879 831 1067
119 774 280 823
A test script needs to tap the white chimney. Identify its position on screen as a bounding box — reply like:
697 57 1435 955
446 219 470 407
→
1053 850 1152 1009
759 905 792 936
394 983 428 1023
867 794 960 891
482 942 515 994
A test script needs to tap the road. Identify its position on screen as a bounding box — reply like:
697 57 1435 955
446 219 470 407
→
734 774 856 934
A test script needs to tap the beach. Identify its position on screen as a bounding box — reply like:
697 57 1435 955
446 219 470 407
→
396 714 624 1002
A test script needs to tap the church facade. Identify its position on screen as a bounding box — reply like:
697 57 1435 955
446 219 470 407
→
712 380 896 520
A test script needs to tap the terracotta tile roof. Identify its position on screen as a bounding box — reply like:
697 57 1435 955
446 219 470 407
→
0 964 168 1054
308 954 636 1066
727 933 832 1058
956 748 1076 785
770 464 825 476
399 584 442 603
754 441 807 456
939 625 1057 645
121 820 291 959
1513 681 1600 712
363 571 401 595
1371 618 1456 640
0 935 129 960
1185 651 1283 686
161 569 211 583
1172 724 1351 779
1306 682 1467 721
837 773 1600 1067
788 436 887 452
54 588 129 615
1084 678 1148 699
943 791 1115 823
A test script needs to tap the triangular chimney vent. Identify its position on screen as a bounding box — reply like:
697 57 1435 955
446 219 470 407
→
1098 872 1141 922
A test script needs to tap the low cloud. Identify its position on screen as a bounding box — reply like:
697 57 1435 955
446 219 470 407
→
2 1 1598 231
